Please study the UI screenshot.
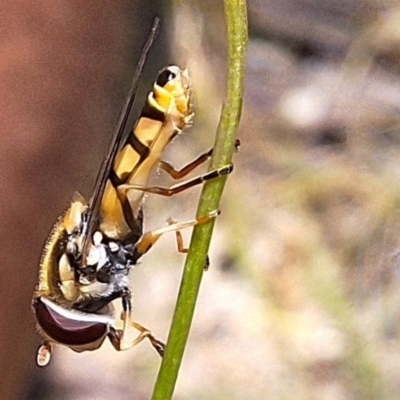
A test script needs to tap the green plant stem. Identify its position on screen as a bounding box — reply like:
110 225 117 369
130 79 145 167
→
151 2 247 399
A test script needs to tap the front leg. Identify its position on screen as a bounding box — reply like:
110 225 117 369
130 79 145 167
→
108 322 165 356
107 287 164 355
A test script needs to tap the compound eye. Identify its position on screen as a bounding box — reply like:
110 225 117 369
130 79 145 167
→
156 69 177 87
34 298 110 347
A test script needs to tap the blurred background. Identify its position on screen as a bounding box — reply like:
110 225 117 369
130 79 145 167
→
2 0 400 399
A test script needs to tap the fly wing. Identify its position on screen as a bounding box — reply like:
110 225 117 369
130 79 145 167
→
80 17 160 262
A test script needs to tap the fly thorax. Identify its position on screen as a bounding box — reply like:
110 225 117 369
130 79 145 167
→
77 240 109 283
96 240 135 283
85 242 108 272
109 273 129 292
78 279 112 296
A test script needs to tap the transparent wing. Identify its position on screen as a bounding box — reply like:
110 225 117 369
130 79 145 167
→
80 17 160 261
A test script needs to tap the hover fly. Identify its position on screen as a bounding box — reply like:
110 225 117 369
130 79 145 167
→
32 19 234 367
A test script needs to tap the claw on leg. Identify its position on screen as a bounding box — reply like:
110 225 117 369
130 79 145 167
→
167 217 210 270
108 316 165 356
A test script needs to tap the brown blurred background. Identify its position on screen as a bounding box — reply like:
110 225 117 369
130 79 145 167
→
2 0 400 399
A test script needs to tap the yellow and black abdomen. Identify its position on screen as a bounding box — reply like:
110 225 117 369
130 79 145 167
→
99 66 193 241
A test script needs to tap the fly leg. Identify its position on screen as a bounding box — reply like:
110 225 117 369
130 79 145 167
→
107 210 217 355
119 139 240 196
135 210 219 256
159 148 213 179
167 217 188 254
107 288 164 355
159 138 240 180
167 217 210 270
129 321 165 356
108 326 165 356
120 165 233 197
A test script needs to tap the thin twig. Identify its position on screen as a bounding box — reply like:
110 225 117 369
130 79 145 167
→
151 2 247 399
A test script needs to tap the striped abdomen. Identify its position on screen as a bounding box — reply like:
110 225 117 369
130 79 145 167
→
100 66 193 240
